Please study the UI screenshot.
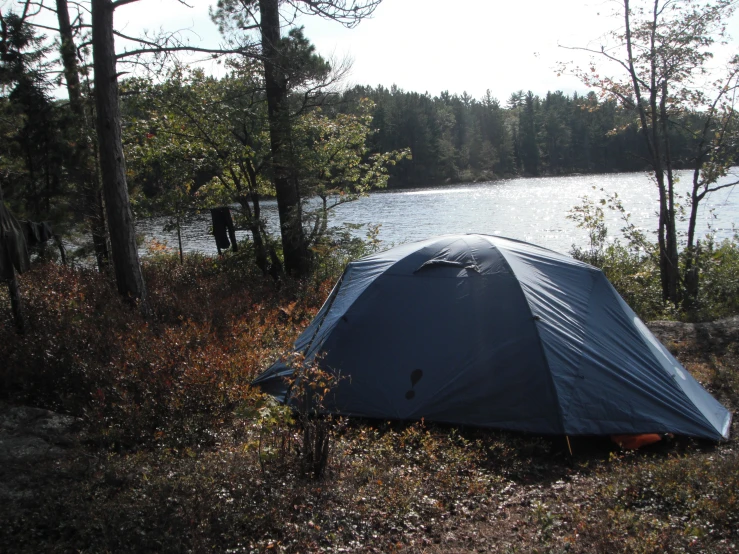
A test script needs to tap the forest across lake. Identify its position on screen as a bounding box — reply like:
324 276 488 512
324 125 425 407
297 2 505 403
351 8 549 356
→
138 170 739 257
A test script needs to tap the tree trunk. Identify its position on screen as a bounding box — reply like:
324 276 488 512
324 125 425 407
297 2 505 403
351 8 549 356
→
259 0 309 277
7 266 25 334
0 186 25 333
91 0 149 310
683 172 703 309
237 195 269 274
57 0 110 271
660 84 680 307
624 0 680 307
664 208 680 305
655 170 680 308
176 215 183 263
54 234 67 265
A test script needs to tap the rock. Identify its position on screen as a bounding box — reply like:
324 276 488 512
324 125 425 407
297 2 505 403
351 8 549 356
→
0 435 65 463
0 402 82 463
647 316 739 352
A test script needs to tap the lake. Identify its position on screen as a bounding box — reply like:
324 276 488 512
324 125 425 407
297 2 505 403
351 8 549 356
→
137 170 739 257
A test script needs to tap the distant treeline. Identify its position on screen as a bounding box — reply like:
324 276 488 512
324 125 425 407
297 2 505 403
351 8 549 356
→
334 86 711 188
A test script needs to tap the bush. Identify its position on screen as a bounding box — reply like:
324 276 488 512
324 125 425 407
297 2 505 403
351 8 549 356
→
689 236 739 321
568 192 739 322
0 255 330 449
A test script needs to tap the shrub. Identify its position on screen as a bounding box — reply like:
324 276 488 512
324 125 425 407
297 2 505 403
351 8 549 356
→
0 255 328 449
569 192 739 322
689 236 739 321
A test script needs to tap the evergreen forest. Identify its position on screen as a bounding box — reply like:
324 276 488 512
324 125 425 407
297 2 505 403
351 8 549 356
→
336 86 708 187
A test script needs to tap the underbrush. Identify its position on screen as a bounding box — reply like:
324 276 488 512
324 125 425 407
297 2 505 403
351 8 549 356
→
0 419 569 553
569 193 739 322
0 254 332 449
558 444 739 554
3 412 738 553
1 241 738 552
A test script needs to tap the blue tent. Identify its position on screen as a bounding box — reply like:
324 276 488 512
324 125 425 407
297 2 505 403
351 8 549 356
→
254 234 731 440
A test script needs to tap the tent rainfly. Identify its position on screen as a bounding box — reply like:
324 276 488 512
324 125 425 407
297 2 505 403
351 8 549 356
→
253 234 731 440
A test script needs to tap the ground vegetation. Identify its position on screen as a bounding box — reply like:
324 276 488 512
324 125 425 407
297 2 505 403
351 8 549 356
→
1 239 738 552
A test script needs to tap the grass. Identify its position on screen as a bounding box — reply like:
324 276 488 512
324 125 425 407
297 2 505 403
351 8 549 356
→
0 249 737 553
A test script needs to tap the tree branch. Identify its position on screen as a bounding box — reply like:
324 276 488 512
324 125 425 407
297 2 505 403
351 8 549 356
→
27 21 60 32
289 0 381 28
111 0 141 8
113 29 160 47
703 179 739 195
116 45 249 60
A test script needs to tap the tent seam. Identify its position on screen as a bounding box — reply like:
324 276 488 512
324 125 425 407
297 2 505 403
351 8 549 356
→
493 243 568 435
303 238 437 360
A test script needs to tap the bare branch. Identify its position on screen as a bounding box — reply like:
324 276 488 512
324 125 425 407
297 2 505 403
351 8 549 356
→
67 0 90 14
111 0 141 8
113 29 160 47
703 179 739 195
27 21 60 32
115 44 249 60
21 0 35 20
27 1 58 16
559 43 652 91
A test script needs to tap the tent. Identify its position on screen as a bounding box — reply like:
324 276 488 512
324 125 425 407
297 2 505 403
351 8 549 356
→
253 234 731 440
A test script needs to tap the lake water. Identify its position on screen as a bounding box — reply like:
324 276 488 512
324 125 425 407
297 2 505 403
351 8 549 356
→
137 170 739 257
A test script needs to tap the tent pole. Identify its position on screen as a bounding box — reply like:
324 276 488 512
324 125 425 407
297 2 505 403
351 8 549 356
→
565 435 573 456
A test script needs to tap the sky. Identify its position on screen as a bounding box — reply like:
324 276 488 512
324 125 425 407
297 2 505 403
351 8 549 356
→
35 0 739 103
113 0 616 101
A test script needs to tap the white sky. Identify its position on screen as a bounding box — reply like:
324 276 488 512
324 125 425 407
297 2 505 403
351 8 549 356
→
294 0 619 101
23 0 739 103
114 0 619 102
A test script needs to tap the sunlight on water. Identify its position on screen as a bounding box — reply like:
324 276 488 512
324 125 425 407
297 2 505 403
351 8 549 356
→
138 170 739 256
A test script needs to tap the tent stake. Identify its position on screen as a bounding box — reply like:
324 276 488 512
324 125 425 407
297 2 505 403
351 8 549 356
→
566 435 573 456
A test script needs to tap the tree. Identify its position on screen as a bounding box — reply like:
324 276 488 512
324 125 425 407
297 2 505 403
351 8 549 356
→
478 90 514 176
0 6 44 334
563 0 739 306
125 64 280 275
0 184 28 333
126 118 205 264
293 98 410 242
1 5 75 233
681 65 739 303
91 0 148 309
56 0 110 271
126 67 406 274
519 91 541 176
86 0 250 303
213 0 381 277
4 0 260 303
541 91 572 174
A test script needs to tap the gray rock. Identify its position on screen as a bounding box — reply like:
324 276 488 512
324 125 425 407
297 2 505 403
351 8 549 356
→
0 435 65 462
647 316 739 351
0 402 82 462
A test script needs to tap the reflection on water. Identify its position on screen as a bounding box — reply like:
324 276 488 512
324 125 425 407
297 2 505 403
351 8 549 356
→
137 170 739 257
